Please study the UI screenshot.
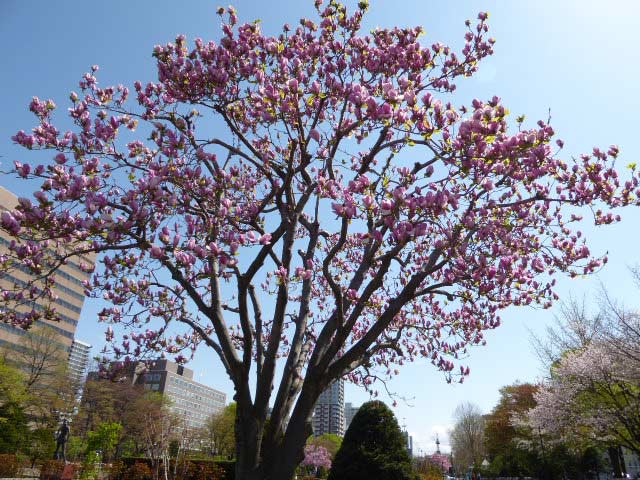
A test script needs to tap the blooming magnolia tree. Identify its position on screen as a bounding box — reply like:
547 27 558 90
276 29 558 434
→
428 453 452 474
1 1 639 478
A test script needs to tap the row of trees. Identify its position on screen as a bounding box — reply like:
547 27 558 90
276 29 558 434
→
448 280 640 479
68 380 242 477
526 285 640 476
0 324 241 478
449 386 610 480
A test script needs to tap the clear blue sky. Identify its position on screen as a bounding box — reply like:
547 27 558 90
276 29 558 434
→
2 0 640 455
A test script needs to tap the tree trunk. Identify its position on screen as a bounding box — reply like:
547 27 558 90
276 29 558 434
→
264 389 316 480
608 446 625 479
266 418 312 480
235 409 265 480
234 385 318 480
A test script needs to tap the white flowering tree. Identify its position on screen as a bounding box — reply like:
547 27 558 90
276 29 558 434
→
527 313 640 455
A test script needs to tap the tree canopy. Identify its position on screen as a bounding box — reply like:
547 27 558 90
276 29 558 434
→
484 383 537 459
1 1 639 478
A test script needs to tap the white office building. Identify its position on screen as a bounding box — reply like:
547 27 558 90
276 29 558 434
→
68 339 91 386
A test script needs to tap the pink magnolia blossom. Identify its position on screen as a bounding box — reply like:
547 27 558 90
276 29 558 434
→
302 445 332 470
429 453 452 472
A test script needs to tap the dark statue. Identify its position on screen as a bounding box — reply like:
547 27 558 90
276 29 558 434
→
53 419 70 462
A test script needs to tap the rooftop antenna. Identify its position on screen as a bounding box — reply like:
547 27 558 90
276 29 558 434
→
435 434 441 455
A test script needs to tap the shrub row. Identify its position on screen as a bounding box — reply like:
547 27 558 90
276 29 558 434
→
0 454 20 478
39 460 65 480
110 458 234 480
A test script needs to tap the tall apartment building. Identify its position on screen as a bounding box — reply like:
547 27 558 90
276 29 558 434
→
68 339 92 386
100 359 227 430
0 186 93 353
312 379 345 437
344 402 359 431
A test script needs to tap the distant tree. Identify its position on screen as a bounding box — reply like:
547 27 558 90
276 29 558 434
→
528 339 640 456
86 421 123 462
77 377 161 457
415 456 449 480
202 402 236 458
529 297 606 371
0 400 29 454
483 383 538 476
0 356 28 412
0 357 30 453
520 289 640 479
328 400 415 480
76 379 113 438
1 326 78 428
432 453 452 473
450 402 485 474
526 283 640 458
25 427 56 467
137 393 184 479
2 325 68 392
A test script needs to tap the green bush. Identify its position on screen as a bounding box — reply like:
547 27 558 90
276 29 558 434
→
0 454 21 477
26 428 55 467
0 403 29 454
214 460 235 480
86 422 122 462
328 400 417 480
80 451 101 480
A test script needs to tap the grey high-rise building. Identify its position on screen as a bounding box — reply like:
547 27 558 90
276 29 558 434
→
402 429 414 457
312 380 345 437
344 402 360 431
68 339 91 386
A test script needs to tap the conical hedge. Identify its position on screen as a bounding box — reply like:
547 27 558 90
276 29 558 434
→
328 400 416 480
